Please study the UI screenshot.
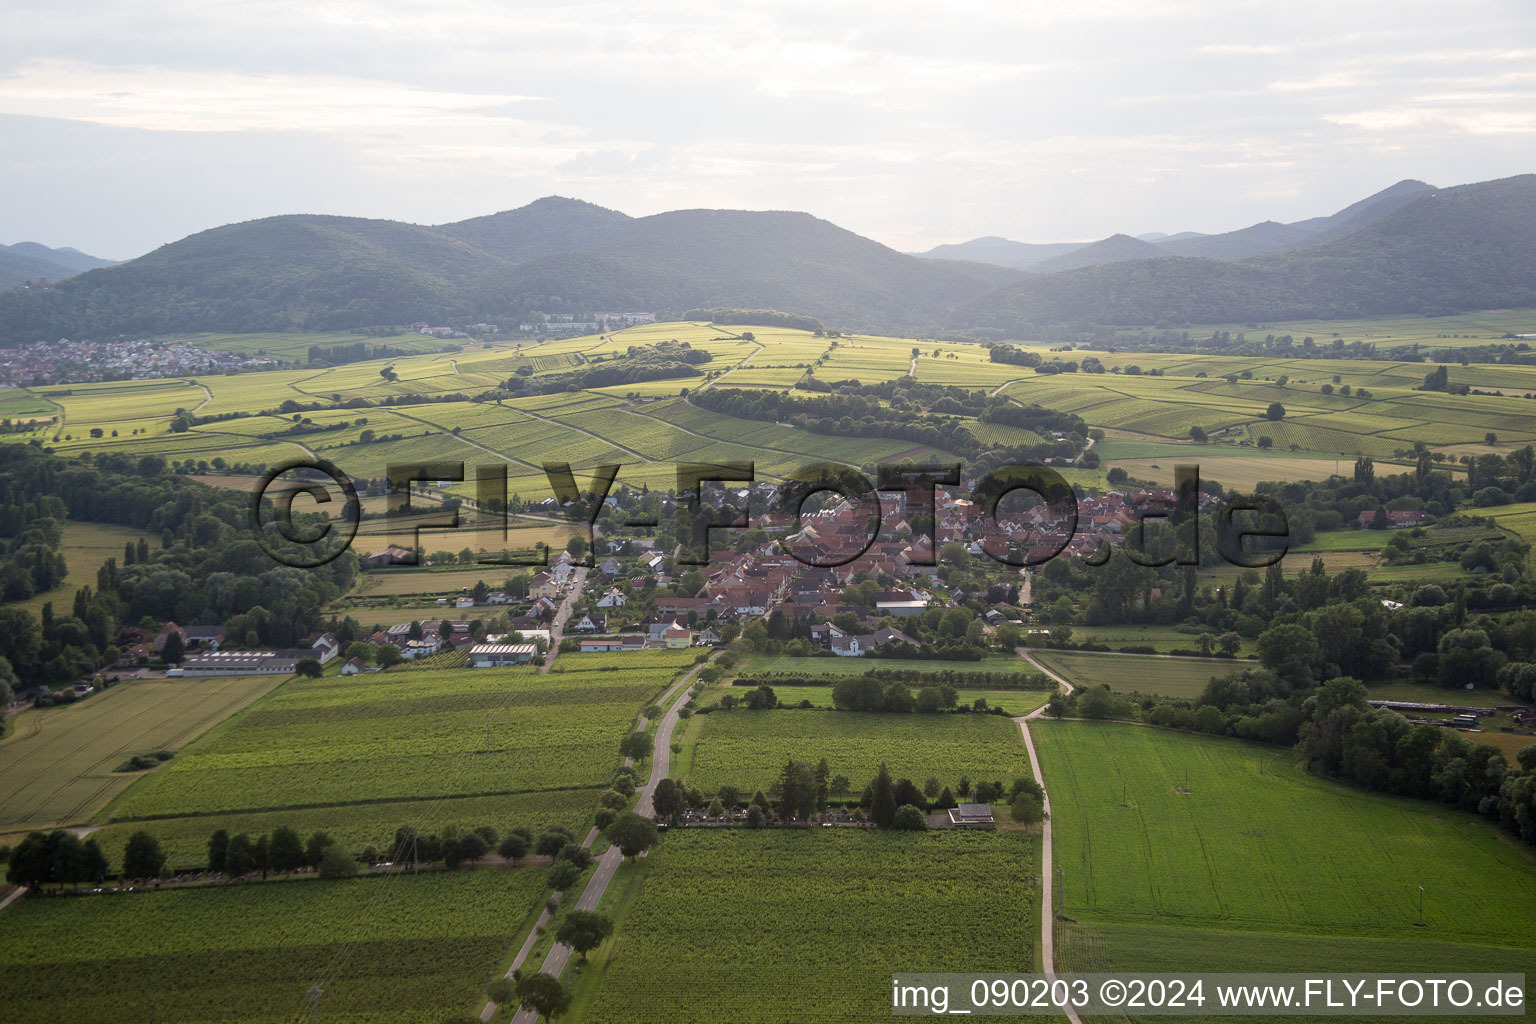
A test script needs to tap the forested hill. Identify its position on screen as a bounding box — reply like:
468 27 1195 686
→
3 175 1532 344
0 200 1020 343
0 242 117 292
951 174 1536 331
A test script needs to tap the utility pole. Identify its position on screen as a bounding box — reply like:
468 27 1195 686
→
308 985 322 1024
1418 885 1425 927
412 832 418 876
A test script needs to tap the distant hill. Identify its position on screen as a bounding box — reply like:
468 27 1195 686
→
923 179 1437 271
919 236 1087 270
0 242 117 291
1028 234 1164 274
0 200 1020 343
2 175 1529 344
952 175 1536 330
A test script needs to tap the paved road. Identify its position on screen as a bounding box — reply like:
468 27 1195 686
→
1013 649 1082 1024
484 655 712 1023
541 566 588 672
1031 645 1235 664
0 885 27 913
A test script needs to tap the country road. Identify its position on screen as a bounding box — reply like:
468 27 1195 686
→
1014 649 1082 1024
485 653 713 1023
540 566 588 672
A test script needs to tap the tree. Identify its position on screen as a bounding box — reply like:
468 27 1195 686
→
555 909 614 961
652 777 684 823
269 826 306 872
498 832 529 862
160 631 184 665
1189 425 1207 442
79 838 108 884
294 658 323 678
224 833 255 877
7 832 51 887
516 972 571 1022
207 829 230 873
893 777 926 811
891 805 927 830
449 832 489 868
1011 790 1044 824
121 831 165 880
548 859 582 890
604 812 659 860
869 764 897 827
318 845 358 879
304 831 335 870
1265 402 1286 421
618 730 653 762
535 827 574 857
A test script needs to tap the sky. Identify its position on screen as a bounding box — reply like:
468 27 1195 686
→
1 0 1534 260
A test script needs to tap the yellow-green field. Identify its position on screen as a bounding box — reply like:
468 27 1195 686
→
10 315 1531 510
0 675 290 842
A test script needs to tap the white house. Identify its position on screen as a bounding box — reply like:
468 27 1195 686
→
311 633 341 663
596 588 629 608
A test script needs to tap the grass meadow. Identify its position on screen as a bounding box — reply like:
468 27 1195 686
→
1036 722 1536 978
1030 650 1228 699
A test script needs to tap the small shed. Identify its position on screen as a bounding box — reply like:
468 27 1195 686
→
948 803 996 829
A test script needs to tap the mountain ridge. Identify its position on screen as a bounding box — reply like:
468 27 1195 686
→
1 175 1531 344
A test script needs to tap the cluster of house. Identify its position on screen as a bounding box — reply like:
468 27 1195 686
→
557 483 1209 656
1357 508 1427 529
0 337 264 386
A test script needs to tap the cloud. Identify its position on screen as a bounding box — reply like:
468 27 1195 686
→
1 0 1532 256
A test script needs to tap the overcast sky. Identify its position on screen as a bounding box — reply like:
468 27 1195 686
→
2 0 1533 260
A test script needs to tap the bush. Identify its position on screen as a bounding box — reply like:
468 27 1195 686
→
318 845 358 879
891 804 928 830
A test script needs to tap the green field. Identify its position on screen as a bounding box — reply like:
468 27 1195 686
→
0 676 289 840
112 653 689 821
1037 722 1536 976
0 867 549 1024
1030 650 1227 699
716 684 1051 716
9 520 151 616
573 829 1049 1024
1066 624 1258 657
684 708 1030 795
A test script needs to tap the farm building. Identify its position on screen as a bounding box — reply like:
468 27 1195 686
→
174 650 303 675
468 643 537 668
580 639 625 653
